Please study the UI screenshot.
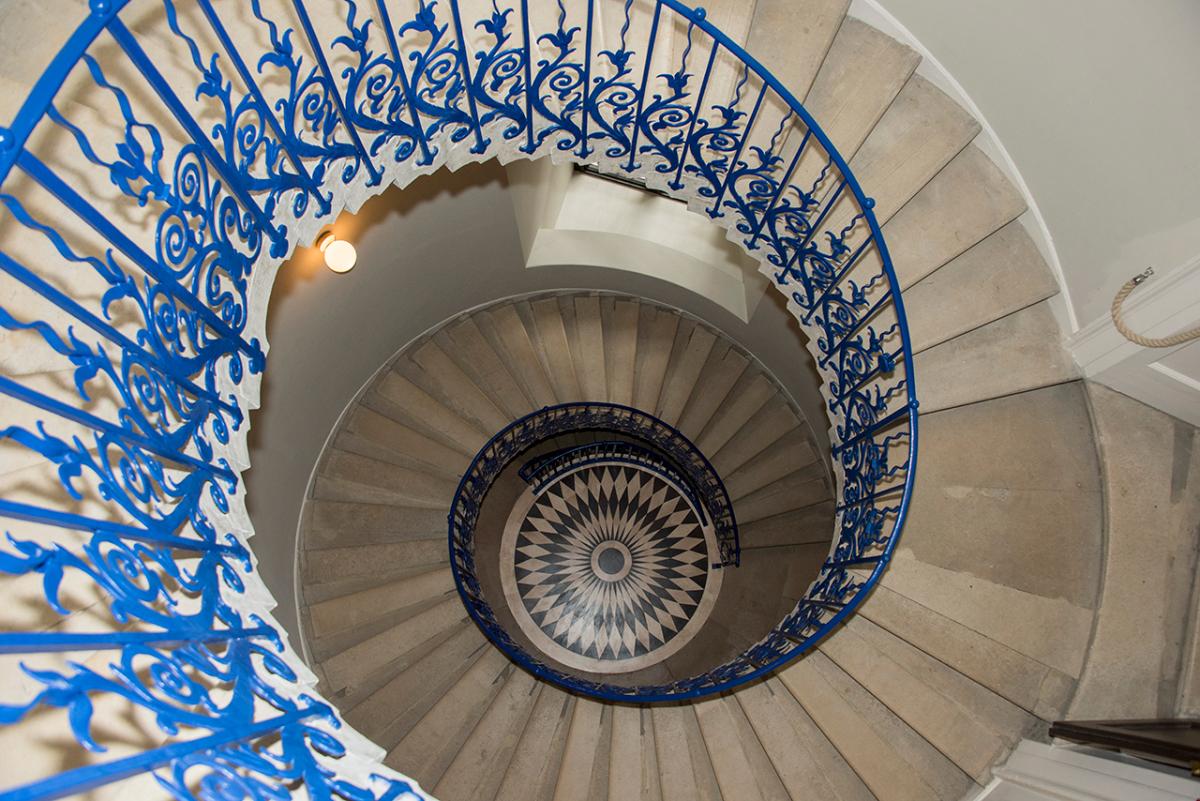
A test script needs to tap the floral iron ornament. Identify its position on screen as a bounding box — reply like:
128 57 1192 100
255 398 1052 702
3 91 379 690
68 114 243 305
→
0 0 916 797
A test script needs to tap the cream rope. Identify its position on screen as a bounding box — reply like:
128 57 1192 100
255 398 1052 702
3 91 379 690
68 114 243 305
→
1110 269 1200 348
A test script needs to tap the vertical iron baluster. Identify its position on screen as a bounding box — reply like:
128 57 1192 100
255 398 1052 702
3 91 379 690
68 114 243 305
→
447 0 489 153
374 0 435 166
578 0 595 158
669 39 718 190
195 0 331 215
706 83 766 216
106 19 288 254
623 0 663 172
520 0 536 153
16 152 265 364
288 0 384 186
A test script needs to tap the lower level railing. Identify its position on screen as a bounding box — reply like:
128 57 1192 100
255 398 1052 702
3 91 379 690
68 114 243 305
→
520 439 712 526
0 0 916 797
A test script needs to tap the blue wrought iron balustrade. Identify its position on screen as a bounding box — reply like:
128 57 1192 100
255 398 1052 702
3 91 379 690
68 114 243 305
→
0 0 917 797
520 439 714 528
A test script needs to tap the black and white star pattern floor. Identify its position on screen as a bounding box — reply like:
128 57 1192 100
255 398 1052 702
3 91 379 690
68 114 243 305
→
500 463 722 673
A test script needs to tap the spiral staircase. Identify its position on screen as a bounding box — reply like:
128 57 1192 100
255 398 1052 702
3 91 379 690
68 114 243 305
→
1 1 1199 800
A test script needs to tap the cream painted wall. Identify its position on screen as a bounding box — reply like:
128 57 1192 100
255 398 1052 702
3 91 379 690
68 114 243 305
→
869 0 1200 331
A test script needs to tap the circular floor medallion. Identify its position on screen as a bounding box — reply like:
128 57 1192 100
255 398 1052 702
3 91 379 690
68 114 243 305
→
500 462 723 673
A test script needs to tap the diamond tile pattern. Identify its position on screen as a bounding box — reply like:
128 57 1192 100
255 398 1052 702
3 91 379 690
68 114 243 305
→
510 464 713 667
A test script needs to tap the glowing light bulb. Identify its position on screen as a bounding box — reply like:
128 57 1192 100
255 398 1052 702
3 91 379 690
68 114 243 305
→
316 231 357 273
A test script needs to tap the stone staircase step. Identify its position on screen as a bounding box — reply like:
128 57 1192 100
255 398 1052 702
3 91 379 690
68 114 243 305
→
904 221 1058 353
739 501 837 549
710 398 804 477
746 0 850 104
318 596 467 697
609 705 663 801
696 373 776 456
572 295 608 402
677 344 748 440
316 450 459 507
914 300 1078 413
822 618 1015 782
302 539 448 586
302 501 446 550
858 585 1074 721
343 621 487 746
886 145 1027 290
532 297 583 401
735 679 875 801
306 566 455 642
434 668 541 801
494 687 576 801
384 648 511 787
484 304 559 408
603 297 640 406
338 406 469 477
552 698 608 801
657 322 717 425
367 370 489 455
779 654 944 801
442 317 538 419
1068 384 1200 720
887 382 1102 681
651 704 723 801
734 464 830 523
301 562 451 607
308 592 454 665
843 74 982 226
588 704 614 801
724 428 821 501
633 304 682 414
406 341 511 433
693 695 789 801
804 17 920 159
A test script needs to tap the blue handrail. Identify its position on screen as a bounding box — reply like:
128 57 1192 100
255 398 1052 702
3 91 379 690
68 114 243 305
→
0 0 917 797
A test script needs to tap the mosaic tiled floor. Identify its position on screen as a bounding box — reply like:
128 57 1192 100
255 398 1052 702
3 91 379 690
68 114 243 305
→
500 463 722 673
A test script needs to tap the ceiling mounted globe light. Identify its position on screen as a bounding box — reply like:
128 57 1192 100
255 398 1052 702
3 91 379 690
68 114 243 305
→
316 231 357 273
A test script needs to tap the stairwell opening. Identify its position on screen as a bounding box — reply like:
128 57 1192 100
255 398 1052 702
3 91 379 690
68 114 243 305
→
295 290 836 703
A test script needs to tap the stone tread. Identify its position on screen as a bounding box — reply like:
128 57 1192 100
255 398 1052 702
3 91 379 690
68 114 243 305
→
441 317 538 419
494 686 575 801
433 668 541 801
677 344 748 440
385 649 512 786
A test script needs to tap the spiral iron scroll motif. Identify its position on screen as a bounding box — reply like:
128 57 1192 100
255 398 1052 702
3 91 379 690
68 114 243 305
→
0 0 916 797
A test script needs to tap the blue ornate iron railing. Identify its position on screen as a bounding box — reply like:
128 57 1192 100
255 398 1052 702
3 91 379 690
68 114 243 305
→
520 439 714 528
0 0 917 796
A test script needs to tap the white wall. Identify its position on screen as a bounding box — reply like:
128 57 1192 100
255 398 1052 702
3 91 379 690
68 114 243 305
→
870 0 1200 331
